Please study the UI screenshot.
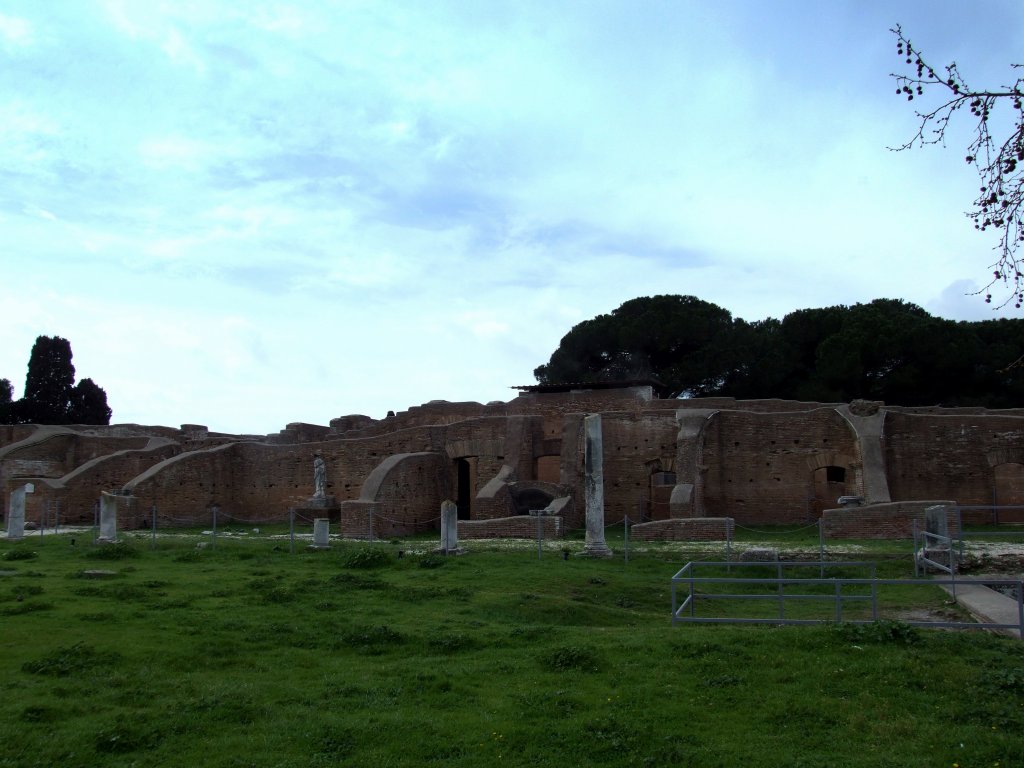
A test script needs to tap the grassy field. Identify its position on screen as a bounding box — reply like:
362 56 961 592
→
0 532 1022 768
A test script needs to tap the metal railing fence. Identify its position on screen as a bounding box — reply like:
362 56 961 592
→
671 560 1024 635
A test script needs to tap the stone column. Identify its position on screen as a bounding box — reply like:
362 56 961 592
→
311 518 330 549
440 500 458 553
582 414 612 557
98 491 121 543
6 483 33 540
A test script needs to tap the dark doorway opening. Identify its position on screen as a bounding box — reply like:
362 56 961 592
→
455 458 472 520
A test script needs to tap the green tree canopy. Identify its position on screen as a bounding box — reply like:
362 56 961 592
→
534 295 1024 407
1 336 112 425
69 378 112 425
534 295 741 397
22 336 76 423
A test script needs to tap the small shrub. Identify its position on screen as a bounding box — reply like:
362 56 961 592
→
833 620 920 646
173 550 202 563
22 643 121 677
340 547 391 569
702 673 744 688
509 625 552 642
975 666 1024 694
417 553 448 569
2 549 38 561
20 705 58 723
94 724 162 754
9 584 44 597
337 624 405 654
85 542 139 560
2 601 54 616
542 644 600 672
259 586 297 605
427 631 477 654
79 611 116 622
329 572 386 590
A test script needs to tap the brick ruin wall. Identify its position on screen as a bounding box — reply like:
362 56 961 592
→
5 391 1024 538
700 408 861 525
883 411 1024 523
821 501 957 539
630 517 734 541
597 411 681 523
458 515 562 539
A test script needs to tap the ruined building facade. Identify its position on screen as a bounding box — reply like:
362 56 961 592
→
3 385 1023 539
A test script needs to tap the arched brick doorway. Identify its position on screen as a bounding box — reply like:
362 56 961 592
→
810 465 847 517
994 462 1024 522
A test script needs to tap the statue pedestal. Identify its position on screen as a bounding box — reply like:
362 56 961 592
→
294 496 340 523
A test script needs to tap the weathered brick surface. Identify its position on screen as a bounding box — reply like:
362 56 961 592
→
5 391 1024 541
701 408 861 524
821 501 957 539
458 515 562 539
630 517 735 541
883 411 1024 507
597 411 680 523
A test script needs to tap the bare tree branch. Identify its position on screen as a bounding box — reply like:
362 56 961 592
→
891 24 1024 307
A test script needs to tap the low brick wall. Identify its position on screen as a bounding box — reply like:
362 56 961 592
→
630 517 735 541
821 500 957 539
458 515 562 539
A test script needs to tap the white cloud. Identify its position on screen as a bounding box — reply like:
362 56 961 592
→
0 13 31 49
4 1 1024 433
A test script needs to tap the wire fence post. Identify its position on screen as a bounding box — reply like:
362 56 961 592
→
912 518 919 577
725 523 732 573
531 510 543 560
289 508 295 554
818 517 825 577
92 499 99 540
151 505 157 549
956 505 965 564
211 504 218 549
54 499 60 534
624 515 629 565
40 500 46 538
776 560 784 621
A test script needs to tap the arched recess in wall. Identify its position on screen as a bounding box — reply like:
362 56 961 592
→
806 452 857 517
986 449 1024 523
534 455 560 485
445 439 503 521
643 457 676 521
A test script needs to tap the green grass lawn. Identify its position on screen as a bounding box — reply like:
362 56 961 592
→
0 533 1022 768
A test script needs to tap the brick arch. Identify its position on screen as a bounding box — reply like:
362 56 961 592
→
805 452 857 472
987 448 1024 468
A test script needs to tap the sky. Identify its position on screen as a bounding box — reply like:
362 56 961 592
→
2 0 1024 435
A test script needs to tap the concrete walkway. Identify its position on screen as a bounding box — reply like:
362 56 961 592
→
938 576 1023 639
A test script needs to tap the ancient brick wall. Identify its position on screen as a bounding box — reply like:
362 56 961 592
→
508 387 654 439
2 434 152 478
652 397 840 414
36 444 182 524
700 408 861 524
362 453 446 534
458 515 562 539
598 411 681 524
0 425 39 449
630 517 734 541
821 501 957 539
883 412 1024 506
